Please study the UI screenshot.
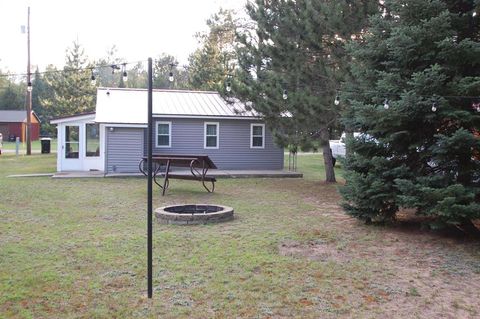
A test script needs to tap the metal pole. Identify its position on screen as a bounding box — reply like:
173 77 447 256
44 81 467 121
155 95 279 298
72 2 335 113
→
147 57 153 298
26 6 32 156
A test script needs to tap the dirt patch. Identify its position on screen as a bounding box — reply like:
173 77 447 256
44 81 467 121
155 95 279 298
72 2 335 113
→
285 180 480 318
279 240 349 262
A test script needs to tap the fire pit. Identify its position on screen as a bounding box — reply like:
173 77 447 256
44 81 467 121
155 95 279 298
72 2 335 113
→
155 204 234 225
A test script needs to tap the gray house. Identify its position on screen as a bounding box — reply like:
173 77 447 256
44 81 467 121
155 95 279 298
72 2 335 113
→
51 88 284 173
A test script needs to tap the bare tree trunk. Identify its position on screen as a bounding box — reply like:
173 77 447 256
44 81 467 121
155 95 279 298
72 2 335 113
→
320 128 336 183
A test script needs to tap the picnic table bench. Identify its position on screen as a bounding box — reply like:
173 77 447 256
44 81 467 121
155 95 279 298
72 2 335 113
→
139 155 217 196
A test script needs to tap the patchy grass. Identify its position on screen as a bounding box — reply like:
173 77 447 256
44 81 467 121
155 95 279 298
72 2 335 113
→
1 154 479 318
1 139 57 151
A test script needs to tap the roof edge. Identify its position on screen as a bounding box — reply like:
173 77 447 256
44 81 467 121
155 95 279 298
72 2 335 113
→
97 87 219 94
50 112 96 124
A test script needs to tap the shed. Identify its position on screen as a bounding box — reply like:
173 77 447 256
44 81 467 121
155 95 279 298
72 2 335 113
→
51 88 284 173
0 110 41 142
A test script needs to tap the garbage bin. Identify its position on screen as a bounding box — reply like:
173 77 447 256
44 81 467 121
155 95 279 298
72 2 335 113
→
40 137 51 154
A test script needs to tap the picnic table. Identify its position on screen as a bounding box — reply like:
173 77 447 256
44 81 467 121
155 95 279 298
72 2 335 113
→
139 155 217 195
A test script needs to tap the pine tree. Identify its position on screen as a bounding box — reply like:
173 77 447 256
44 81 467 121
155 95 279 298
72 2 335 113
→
235 0 377 182
340 0 480 233
41 41 96 117
153 54 188 89
188 9 238 91
32 68 55 135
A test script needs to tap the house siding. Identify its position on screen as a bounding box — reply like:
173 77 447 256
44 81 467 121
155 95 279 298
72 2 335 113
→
106 127 144 173
144 117 284 170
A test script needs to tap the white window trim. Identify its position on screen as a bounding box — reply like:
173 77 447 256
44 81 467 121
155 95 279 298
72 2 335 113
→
156 121 171 148
204 122 219 149
250 123 265 149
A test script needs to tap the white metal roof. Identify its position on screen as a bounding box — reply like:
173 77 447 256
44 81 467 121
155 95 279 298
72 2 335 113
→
94 88 258 124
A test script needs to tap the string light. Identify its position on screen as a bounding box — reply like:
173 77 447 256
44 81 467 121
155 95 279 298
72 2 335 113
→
282 89 288 100
334 95 340 106
383 98 389 109
27 81 32 92
90 70 96 85
226 81 232 92
431 102 437 112
473 11 477 17
111 64 120 74
122 63 128 82
168 63 176 82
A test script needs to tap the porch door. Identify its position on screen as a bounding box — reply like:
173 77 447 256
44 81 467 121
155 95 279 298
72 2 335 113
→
62 125 82 171
83 123 104 171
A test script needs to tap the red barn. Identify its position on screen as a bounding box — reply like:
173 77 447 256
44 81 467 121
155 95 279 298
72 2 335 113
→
0 110 41 142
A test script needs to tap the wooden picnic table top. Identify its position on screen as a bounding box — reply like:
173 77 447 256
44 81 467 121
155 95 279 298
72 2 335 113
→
142 154 217 169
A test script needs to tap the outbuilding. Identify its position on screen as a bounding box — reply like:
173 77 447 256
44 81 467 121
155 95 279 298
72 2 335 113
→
0 110 40 142
51 88 284 173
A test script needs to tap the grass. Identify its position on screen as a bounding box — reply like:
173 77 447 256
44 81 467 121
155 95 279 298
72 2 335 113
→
1 139 58 152
1 154 479 318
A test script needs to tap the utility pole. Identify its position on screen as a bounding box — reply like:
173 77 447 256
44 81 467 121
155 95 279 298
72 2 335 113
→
25 6 32 155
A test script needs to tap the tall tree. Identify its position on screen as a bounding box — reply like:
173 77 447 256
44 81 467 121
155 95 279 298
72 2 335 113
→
153 54 188 89
0 82 24 110
32 68 55 135
188 9 239 91
235 0 377 182
41 41 96 118
340 0 480 233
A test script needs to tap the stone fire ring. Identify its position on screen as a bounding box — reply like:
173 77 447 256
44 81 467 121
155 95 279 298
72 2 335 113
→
155 204 234 225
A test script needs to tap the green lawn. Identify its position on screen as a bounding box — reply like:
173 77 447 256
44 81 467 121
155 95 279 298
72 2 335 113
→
1 154 479 318
1 139 57 152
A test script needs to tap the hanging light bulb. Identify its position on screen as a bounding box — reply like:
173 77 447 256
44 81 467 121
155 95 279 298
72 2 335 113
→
282 89 288 100
27 81 32 92
111 65 116 74
334 95 340 106
122 63 128 82
90 70 96 85
168 72 174 82
383 98 389 109
473 11 477 17
226 81 232 92
431 102 437 112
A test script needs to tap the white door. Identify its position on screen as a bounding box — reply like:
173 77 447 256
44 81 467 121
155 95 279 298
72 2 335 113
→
62 124 82 171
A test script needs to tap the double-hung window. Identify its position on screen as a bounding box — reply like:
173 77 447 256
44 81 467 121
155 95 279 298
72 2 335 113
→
204 122 219 149
156 121 171 147
251 123 265 148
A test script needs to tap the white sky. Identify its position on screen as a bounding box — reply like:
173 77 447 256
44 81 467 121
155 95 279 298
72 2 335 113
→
0 0 247 74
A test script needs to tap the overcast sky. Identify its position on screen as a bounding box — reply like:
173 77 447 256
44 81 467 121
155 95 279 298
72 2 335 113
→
0 0 246 74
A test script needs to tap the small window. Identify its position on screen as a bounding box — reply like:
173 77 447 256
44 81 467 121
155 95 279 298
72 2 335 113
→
204 122 219 149
156 121 171 147
85 123 100 157
251 124 265 148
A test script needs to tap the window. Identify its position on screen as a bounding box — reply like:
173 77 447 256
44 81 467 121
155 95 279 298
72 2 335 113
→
65 125 79 158
156 121 171 147
85 123 100 157
251 123 265 148
204 122 219 149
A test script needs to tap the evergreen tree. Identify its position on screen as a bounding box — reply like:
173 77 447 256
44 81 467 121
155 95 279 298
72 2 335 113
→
41 41 96 118
32 68 55 135
188 9 238 91
340 0 480 233
153 54 188 89
235 0 377 182
0 82 24 110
